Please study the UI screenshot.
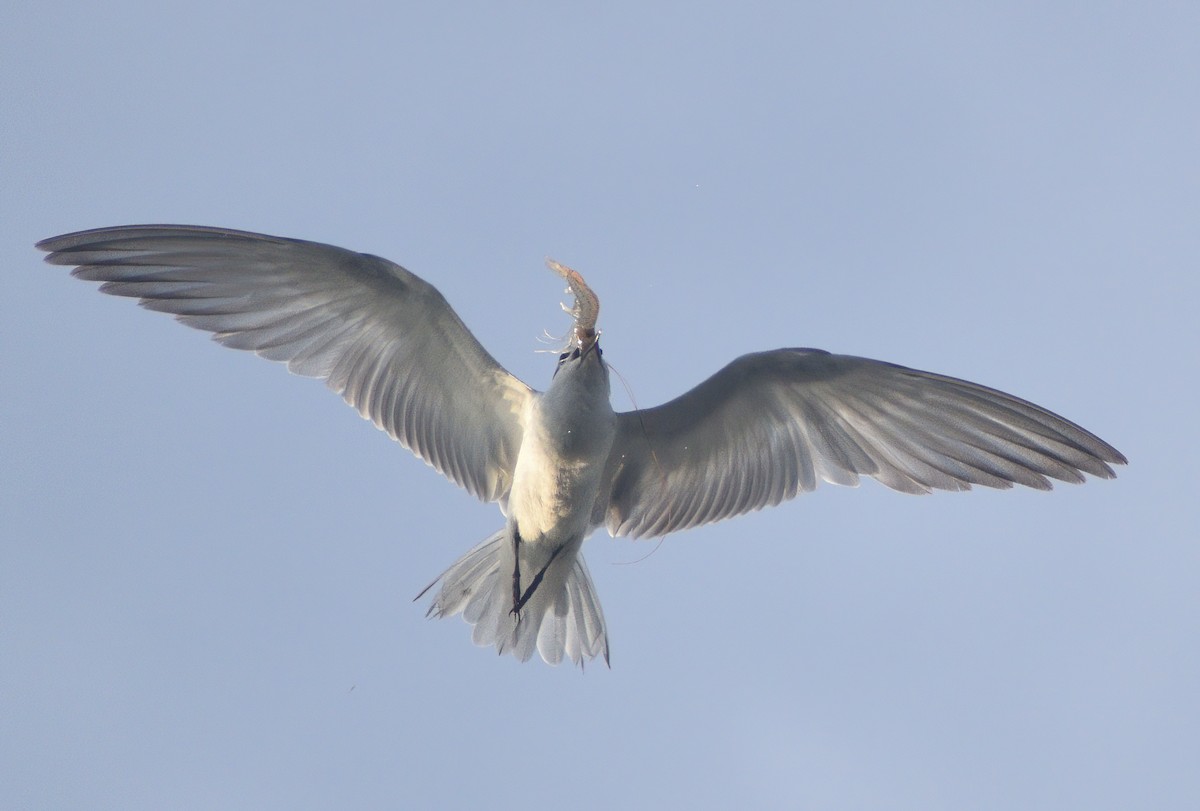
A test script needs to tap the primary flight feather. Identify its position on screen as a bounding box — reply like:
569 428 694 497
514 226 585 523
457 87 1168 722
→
39 225 1126 667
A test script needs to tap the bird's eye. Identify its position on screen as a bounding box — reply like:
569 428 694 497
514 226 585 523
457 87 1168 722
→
556 348 582 369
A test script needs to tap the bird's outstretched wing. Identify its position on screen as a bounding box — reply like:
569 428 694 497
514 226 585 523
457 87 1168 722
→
39 225 533 502
598 348 1125 538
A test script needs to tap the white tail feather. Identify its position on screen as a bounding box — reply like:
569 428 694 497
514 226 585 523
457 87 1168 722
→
419 531 610 667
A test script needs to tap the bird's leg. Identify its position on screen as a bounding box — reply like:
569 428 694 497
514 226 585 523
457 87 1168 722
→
511 543 565 616
510 527 523 618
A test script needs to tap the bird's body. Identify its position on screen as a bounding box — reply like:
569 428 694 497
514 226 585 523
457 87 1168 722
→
508 351 616 543
429 340 618 664
39 225 1126 667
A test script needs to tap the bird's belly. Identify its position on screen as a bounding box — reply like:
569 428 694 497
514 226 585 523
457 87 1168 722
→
508 427 605 541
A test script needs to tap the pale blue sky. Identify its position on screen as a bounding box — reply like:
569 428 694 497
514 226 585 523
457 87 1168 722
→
3 3 1197 809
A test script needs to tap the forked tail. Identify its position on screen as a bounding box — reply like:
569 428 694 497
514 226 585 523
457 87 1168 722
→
417 531 610 667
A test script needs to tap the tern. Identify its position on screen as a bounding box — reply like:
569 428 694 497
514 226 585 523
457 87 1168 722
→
39 225 1126 667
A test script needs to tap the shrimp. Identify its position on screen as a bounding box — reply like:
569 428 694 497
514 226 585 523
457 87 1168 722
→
546 259 599 350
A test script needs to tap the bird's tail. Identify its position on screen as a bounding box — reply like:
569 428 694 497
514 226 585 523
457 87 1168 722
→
417 530 610 667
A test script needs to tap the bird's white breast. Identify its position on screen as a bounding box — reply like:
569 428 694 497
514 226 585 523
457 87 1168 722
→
508 390 615 541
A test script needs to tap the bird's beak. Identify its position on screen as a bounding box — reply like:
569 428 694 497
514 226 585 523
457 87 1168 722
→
577 328 600 357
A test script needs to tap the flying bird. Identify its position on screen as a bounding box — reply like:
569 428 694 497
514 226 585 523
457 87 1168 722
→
39 226 1126 667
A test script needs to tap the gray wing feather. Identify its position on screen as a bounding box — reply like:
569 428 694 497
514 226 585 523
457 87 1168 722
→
600 348 1125 538
39 225 532 502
